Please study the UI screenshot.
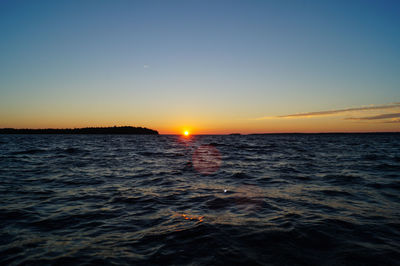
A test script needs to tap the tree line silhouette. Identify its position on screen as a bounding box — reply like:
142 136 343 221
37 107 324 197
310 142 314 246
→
0 126 158 135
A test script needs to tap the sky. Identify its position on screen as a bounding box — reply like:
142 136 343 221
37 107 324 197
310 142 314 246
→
1 0 399 134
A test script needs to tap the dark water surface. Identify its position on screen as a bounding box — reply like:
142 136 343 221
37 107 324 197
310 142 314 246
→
1 134 400 265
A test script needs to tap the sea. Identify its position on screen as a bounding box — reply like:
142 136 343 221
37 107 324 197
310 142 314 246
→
0 134 399 265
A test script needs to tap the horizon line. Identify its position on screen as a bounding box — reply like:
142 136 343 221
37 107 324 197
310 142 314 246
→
1 127 399 135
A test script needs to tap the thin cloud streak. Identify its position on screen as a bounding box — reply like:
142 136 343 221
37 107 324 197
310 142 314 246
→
346 112 400 120
254 103 400 120
383 119 400 123
278 103 400 118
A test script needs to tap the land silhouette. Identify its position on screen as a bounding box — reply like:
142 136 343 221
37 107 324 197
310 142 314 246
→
0 126 158 135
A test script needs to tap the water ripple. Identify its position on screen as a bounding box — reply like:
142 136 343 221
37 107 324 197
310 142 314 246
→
0 134 400 265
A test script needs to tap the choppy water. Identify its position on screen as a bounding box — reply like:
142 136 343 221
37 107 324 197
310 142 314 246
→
1 134 400 265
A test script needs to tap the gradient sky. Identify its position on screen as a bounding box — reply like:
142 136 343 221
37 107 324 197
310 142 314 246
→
1 0 399 134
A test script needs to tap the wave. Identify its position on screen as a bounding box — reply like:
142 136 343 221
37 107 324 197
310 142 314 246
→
1 134 400 265
10 149 47 155
322 174 365 185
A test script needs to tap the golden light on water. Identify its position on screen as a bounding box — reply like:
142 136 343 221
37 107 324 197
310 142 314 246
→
181 214 204 222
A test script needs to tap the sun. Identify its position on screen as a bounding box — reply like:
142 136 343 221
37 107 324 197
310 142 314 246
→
183 130 190 136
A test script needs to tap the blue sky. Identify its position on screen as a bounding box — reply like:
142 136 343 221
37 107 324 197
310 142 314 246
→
1 0 399 133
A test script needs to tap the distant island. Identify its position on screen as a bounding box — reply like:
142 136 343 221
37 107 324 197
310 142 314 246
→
0 126 159 135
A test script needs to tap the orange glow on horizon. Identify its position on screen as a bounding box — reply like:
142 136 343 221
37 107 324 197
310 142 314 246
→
1 112 399 135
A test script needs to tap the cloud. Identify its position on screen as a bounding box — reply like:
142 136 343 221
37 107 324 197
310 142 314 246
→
253 102 400 121
383 119 400 123
346 112 400 120
143 64 150 68
277 103 400 119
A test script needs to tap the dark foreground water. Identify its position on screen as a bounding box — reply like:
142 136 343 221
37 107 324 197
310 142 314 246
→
1 134 400 265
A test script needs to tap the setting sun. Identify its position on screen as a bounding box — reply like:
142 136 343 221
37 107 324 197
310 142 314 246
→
183 130 190 136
